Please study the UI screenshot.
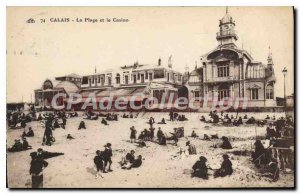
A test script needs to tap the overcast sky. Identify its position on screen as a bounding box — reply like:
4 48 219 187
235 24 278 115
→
7 6 294 103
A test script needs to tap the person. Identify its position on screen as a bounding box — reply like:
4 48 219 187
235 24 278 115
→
220 136 232 149
186 141 197 155
43 119 53 146
53 119 60 129
246 116 256 124
214 154 233 178
137 140 147 147
94 150 104 178
192 156 209 179
191 130 198 138
157 127 163 142
158 118 166 124
266 123 276 139
130 126 137 143
159 134 167 145
120 150 135 169
252 140 267 165
265 115 270 120
103 143 113 172
200 116 206 122
243 115 248 119
66 134 75 140
22 137 32 150
26 127 34 137
29 149 48 188
169 111 174 121
131 155 143 168
268 158 279 181
7 139 23 152
149 127 155 141
101 118 108 125
203 134 211 141
78 121 86 129
149 117 155 128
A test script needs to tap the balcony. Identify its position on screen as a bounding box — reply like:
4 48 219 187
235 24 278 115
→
216 30 238 40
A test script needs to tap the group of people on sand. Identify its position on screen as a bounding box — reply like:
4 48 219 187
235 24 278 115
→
192 154 233 179
8 137 32 152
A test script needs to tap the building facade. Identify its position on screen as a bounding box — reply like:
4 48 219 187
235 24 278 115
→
187 9 277 109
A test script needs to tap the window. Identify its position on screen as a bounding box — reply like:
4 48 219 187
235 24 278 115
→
149 73 153 81
178 75 182 81
266 86 273 99
218 89 230 100
137 73 140 80
116 74 120 84
194 91 200 98
125 75 129 85
92 78 95 84
133 75 137 84
145 72 148 79
101 77 104 86
251 88 259 100
108 77 112 86
217 64 230 77
141 74 144 83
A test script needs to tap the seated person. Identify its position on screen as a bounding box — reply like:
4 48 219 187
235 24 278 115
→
200 116 206 122
137 140 146 147
192 156 209 179
186 141 197 155
22 137 32 150
22 127 34 137
53 119 60 129
101 118 109 125
67 134 75 140
159 134 167 145
130 114 133 119
191 130 198 138
158 118 166 124
120 150 135 169
243 115 248 119
130 155 143 169
220 136 232 149
246 117 256 124
214 154 233 178
203 134 211 141
8 139 24 152
78 121 86 130
265 115 270 120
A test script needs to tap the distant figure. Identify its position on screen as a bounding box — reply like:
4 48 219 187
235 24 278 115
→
78 121 86 130
243 115 248 119
7 139 23 152
158 118 166 124
120 150 135 169
203 134 211 141
265 115 270 120
214 154 233 178
103 143 113 172
192 156 209 179
220 136 232 149
94 150 104 178
22 127 34 138
66 134 75 140
191 130 198 138
101 118 108 125
252 140 267 165
149 127 155 141
200 116 206 122
211 134 219 139
169 111 174 121
149 117 155 128
29 149 48 188
130 126 137 143
186 141 197 155
159 134 167 145
22 137 32 150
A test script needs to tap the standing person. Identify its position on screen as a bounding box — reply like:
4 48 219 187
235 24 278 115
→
169 111 174 121
103 143 113 172
149 127 155 141
157 127 163 142
43 119 53 146
94 150 104 178
186 141 197 155
29 148 48 188
130 126 137 143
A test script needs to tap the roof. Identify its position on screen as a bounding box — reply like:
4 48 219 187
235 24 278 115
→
54 81 79 94
190 68 203 76
66 73 82 78
220 13 234 24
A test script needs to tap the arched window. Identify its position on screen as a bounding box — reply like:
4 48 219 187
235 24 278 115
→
266 85 273 99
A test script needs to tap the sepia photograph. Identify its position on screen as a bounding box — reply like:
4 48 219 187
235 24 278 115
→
6 6 295 188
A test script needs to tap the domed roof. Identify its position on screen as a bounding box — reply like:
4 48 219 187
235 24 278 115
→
54 81 79 94
220 13 234 24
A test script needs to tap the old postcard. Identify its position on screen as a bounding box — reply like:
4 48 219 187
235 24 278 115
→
6 6 294 188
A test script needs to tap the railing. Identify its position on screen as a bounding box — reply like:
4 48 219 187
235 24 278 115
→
216 30 237 38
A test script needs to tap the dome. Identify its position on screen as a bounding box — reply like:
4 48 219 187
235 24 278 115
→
54 81 79 94
220 13 234 25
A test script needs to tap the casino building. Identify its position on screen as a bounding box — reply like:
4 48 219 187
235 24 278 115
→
187 9 277 108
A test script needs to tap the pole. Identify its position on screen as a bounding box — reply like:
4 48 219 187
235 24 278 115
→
284 74 286 107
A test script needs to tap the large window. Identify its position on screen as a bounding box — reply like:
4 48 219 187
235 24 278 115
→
217 64 230 77
116 74 120 84
266 85 273 99
251 88 259 100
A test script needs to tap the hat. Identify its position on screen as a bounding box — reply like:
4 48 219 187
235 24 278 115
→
105 143 112 147
130 150 135 153
37 148 43 152
96 150 101 154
